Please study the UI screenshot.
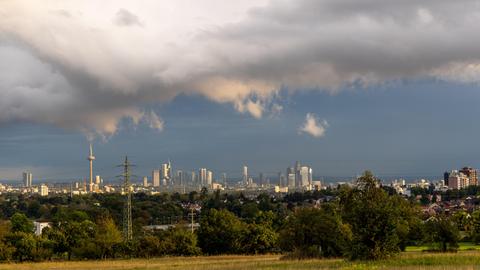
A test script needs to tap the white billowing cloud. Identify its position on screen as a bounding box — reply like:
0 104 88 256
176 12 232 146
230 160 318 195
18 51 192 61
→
144 111 164 131
1 0 480 138
299 113 328 138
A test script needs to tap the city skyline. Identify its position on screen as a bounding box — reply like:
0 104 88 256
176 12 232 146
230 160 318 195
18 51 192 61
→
2 1 480 181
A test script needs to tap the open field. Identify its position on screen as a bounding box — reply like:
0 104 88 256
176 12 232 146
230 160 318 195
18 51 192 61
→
405 242 480 252
1 252 480 270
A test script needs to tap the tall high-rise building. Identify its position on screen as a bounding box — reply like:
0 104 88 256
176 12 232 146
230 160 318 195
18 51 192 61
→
278 172 285 187
143 176 148 187
443 171 450 186
259 173 265 187
191 171 196 185
286 167 295 188
206 170 213 186
22 172 32 187
222 173 227 187
243 165 248 185
288 162 313 189
176 170 184 186
199 168 207 186
460 167 478 186
298 166 312 187
161 162 171 186
152 169 160 187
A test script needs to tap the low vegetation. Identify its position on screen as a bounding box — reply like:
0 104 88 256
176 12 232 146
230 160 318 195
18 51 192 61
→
0 252 480 270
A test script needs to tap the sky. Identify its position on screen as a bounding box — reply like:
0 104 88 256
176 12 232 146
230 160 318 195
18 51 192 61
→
1 0 480 182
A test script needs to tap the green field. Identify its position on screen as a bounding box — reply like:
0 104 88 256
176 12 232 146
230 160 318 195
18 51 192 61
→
1 251 480 270
405 242 480 252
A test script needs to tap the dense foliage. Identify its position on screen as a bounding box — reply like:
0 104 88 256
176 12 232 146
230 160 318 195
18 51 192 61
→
0 171 473 262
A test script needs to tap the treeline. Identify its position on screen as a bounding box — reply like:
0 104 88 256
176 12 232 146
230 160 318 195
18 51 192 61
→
0 171 473 262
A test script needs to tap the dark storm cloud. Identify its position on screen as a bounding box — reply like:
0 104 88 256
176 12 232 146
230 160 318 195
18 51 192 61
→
0 0 480 138
113 8 143 27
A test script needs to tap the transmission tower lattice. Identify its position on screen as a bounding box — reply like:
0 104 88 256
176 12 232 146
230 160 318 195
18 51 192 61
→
119 156 133 241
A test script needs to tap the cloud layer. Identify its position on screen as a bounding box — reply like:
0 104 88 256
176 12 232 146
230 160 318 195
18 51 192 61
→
1 0 480 138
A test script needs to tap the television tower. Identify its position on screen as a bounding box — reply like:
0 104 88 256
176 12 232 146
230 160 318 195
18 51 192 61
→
120 156 133 241
87 143 95 193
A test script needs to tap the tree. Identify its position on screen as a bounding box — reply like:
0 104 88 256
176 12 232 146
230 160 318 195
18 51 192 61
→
280 205 351 258
10 213 33 233
95 216 122 259
340 171 409 260
60 220 96 260
5 232 36 261
471 210 480 244
423 216 459 252
165 226 201 256
197 209 246 254
0 221 14 261
137 235 162 258
242 211 278 254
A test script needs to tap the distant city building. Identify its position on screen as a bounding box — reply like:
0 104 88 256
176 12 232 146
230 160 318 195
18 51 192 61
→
443 171 450 186
297 166 312 187
22 172 32 187
206 170 213 187
143 176 148 187
445 167 478 189
176 170 184 186
199 168 207 186
278 172 285 187
40 184 49 196
222 173 227 187
191 171 196 185
287 172 295 188
243 165 248 185
95 175 101 185
448 170 469 189
152 169 160 187
460 167 477 186
161 162 171 186
287 162 313 190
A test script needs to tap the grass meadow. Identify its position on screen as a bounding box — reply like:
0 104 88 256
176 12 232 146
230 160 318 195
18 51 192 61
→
1 251 480 270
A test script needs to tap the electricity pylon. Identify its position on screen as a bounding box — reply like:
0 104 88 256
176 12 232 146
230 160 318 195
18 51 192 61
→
119 156 133 241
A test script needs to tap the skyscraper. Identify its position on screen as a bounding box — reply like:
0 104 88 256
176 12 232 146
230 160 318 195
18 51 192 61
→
22 172 32 187
176 170 184 186
222 173 227 187
161 162 171 186
243 165 248 185
143 176 148 187
199 168 207 186
278 172 285 187
152 169 160 187
191 171 196 185
299 166 312 187
206 170 213 186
